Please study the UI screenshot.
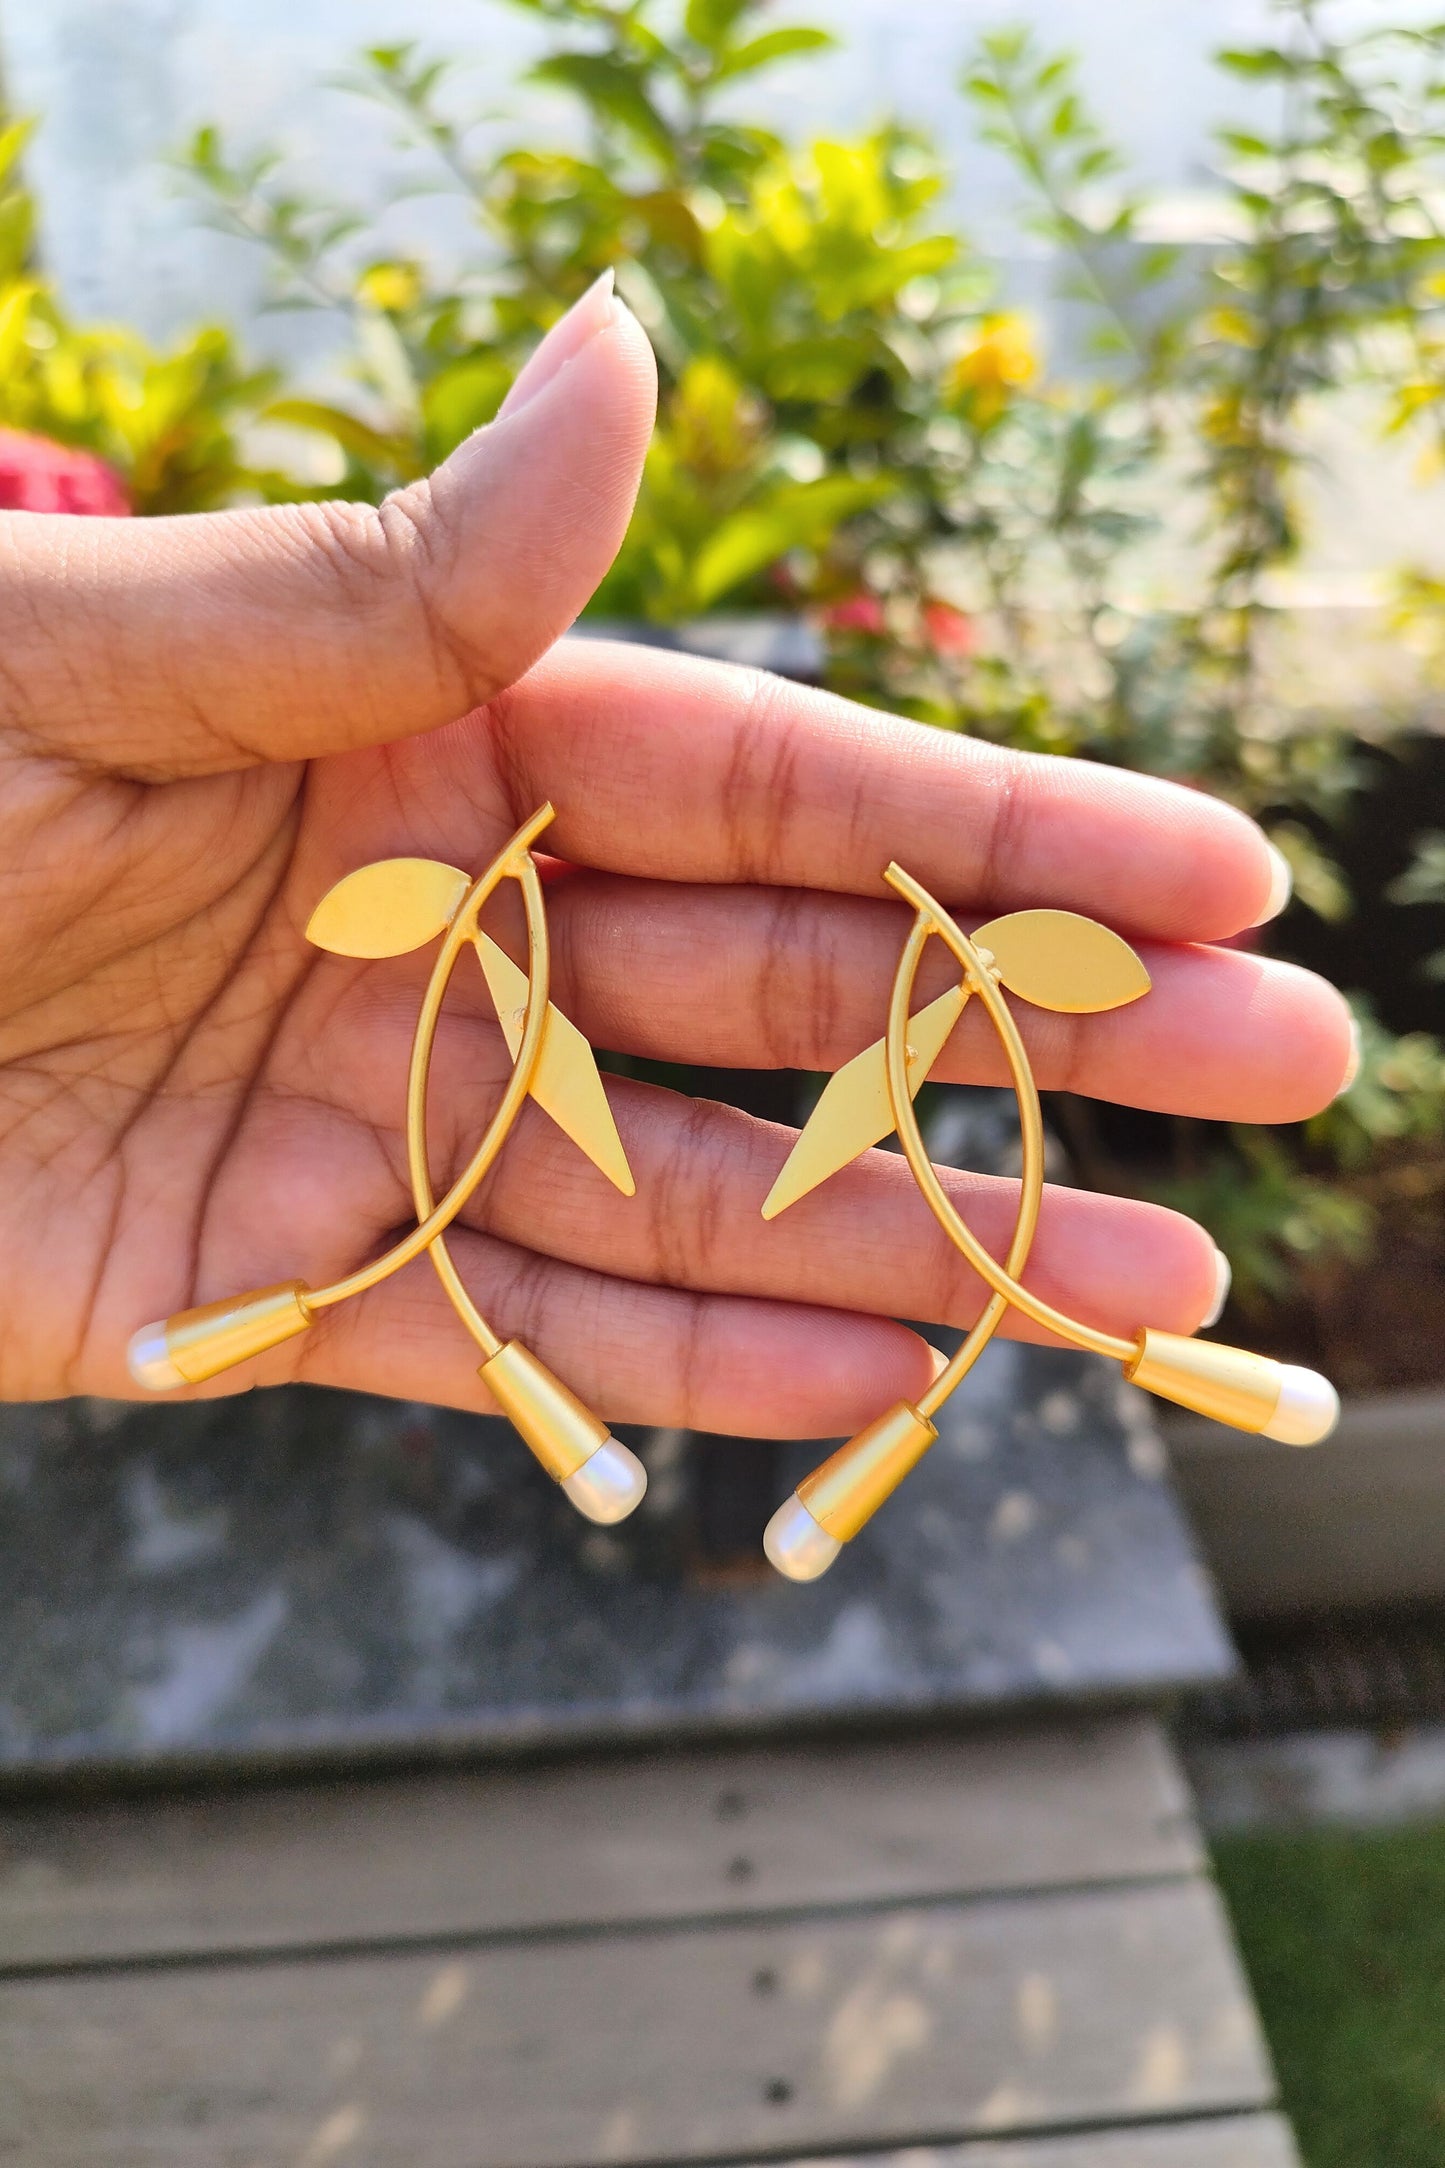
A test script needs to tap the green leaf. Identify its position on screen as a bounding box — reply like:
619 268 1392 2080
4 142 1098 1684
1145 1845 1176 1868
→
762 333 875 402
529 54 675 164
262 396 412 475
0 117 36 189
715 28 834 81
1215 46 1295 79
1268 824 1353 922
683 0 754 48
421 354 512 457
0 280 39 377
691 474 891 608
0 192 35 280
365 43 416 74
1385 832 1445 907
979 27 1030 65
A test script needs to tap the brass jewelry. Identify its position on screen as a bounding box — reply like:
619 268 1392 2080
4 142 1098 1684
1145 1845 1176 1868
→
126 805 649 1527
126 818 1336 1567
759 865 1339 1581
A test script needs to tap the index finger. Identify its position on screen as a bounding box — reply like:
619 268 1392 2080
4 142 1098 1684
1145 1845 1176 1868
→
496 639 1287 944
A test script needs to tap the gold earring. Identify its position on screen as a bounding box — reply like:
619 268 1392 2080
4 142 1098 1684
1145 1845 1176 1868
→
758 864 1338 1582
125 805 648 1527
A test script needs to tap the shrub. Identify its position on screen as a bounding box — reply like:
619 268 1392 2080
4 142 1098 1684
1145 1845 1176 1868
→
0 117 279 511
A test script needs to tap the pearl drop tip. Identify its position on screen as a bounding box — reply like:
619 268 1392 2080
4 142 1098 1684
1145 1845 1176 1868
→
763 1495 842 1581
561 1438 647 1524
127 1326 185 1394
1263 1365 1339 1446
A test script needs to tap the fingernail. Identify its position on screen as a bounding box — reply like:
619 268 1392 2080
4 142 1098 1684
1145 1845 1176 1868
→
1250 840 1293 928
1340 1012 1362 1093
499 268 618 419
1202 1247 1231 1329
926 1343 951 1384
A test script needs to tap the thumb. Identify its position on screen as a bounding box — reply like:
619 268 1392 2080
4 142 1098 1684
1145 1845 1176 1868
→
0 273 657 778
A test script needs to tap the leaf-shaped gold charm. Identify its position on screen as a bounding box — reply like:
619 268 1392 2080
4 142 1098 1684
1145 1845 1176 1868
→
474 934 636 1197
760 983 968 1220
306 859 470 958
971 909 1150 1013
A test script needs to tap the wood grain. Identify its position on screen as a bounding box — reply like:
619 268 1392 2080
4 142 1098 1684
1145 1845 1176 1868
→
0 1881 1271 2167
760 2114 1300 2166
0 1717 1199 1969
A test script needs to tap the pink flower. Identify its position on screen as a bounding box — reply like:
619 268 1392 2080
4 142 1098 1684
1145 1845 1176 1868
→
0 429 131 516
823 591 886 636
921 600 974 658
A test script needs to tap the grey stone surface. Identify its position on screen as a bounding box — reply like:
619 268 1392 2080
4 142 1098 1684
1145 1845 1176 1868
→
0 1326 1233 1776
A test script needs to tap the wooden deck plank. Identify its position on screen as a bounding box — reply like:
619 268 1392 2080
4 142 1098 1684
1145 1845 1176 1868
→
0 1717 1199 1969
755 2115 1300 2166
0 1880 1272 2167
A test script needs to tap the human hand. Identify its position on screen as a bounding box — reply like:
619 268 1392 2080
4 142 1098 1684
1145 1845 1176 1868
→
0 278 1355 1435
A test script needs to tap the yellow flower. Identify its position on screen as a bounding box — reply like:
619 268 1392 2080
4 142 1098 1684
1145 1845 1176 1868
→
1204 305 1257 349
358 262 422 316
948 313 1037 425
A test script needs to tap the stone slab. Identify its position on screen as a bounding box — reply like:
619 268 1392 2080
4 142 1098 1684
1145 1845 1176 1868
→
0 1324 1232 1776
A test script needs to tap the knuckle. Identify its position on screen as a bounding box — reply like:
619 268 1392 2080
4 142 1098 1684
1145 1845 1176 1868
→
299 498 399 597
719 668 800 883
303 491 500 714
648 1093 733 1288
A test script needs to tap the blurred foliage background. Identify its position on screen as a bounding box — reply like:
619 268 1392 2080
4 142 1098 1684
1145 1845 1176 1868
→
2 0 1444 1365
0 115 278 509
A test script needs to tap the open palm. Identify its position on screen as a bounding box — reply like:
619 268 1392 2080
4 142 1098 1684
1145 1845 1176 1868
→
0 281 1353 1435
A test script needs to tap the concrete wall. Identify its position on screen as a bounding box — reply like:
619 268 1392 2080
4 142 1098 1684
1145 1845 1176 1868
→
2 0 1283 341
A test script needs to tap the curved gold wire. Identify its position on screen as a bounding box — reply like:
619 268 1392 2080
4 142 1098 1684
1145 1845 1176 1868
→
882 900 1041 1423
307 805 555 1317
882 865 1134 1371
404 851 551 1358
